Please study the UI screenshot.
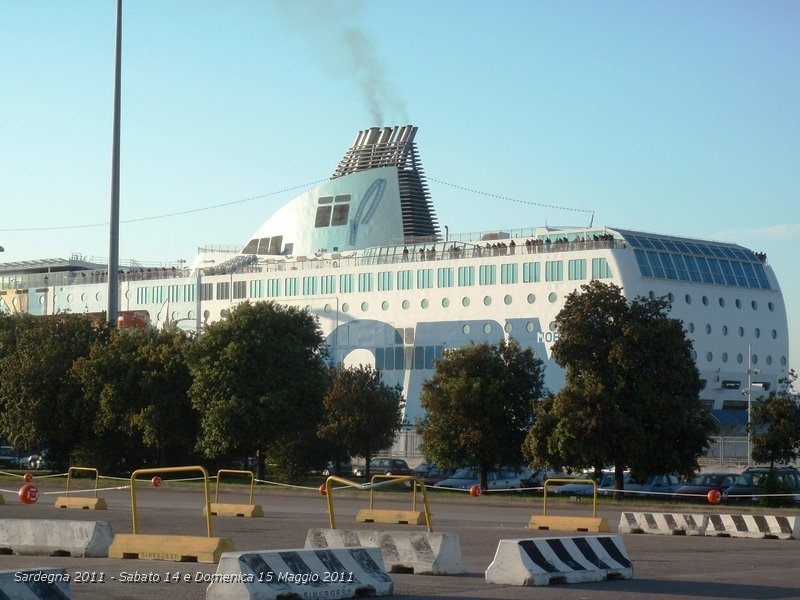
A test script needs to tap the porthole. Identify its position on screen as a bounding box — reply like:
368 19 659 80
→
324 303 332 313
526 322 535 333
768 302 774 312
738 327 744 337
771 329 777 339
305 305 312 312
752 355 759 365
53 295 58 304
751 300 758 310
342 303 350 313
11 297 18 308
766 355 773 365
81 292 87 302
705 324 712 335
702 296 709 306
483 323 492 334
688 323 695 333
706 352 713 362
549 320 557 332
527 293 536 304
38 295 45 305
462 324 471 335
171 311 179 320
548 292 557 303
668 292 675 303
781 356 787 366
220 309 229 318
685 294 692 305
421 299 429 309
95 292 102 301
402 299 410 310
755 328 760 338
737 353 743 364
124 290 130 299
203 309 210 320
462 297 470 307
691 350 697 361
483 296 492 306
721 352 728 363
381 301 389 311
188 310 195 319
361 302 369 312
67 293 73 302
735 299 741 309
504 323 513 333
718 297 725 308
441 298 450 308
722 325 728 336
648 291 656 299
504 295 512 305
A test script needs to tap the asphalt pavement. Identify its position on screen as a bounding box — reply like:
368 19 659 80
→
1 476 799 599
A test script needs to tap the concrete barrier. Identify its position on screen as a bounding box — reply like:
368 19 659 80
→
618 512 707 536
705 514 799 539
205 547 393 600
55 496 107 510
109 533 234 563
485 535 633 586
0 568 73 599
528 515 611 533
0 519 114 557
305 528 466 575
205 502 264 518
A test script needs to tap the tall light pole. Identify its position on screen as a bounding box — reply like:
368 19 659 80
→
745 343 760 467
107 0 122 327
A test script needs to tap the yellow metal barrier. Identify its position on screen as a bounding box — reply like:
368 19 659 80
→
55 467 107 510
108 465 234 563
204 469 263 517
324 474 433 532
529 478 610 533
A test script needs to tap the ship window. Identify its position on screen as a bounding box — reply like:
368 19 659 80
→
256 237 271 254
216 282 230 300
315 206 332 228
318 196 333 204
233 281 247 299
334 194 350 203
331 204 349 226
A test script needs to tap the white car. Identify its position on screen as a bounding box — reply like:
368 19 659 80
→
552 472 616 496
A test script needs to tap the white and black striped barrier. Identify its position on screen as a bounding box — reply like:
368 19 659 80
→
0 519 114 557
205 547 393 599
618 512 707 536
305 528 466 575
485 535 633 586
705 514 799 539
0 568 73 599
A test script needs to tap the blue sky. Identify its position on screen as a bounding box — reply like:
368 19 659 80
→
1 0 798 376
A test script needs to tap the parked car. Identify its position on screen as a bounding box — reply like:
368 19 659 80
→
598 473 682 498
413 462 434 478
434 467 522 491
722 466 800 505
526 467 573 488
552 472 616 496
0 446 18 469
321 459 352 477
421 465 456 486
352 457 411 477
673 472 736 501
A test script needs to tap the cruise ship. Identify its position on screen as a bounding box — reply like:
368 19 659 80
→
0 125 789 452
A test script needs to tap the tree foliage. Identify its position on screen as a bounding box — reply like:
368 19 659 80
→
418 339 544 489
524 280 714 491
0 313 106 467
317 364 404 478
751 370 800 468
185 301 329 480
71 327 197 471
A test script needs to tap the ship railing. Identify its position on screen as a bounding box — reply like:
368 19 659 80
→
0 239 626 291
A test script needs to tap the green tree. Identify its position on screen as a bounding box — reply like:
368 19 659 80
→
418 339 545 490
525 280 714 493
185 301 328 482
0 313 106 467
71 327 197 472
317 364 404 478
751 370 800 469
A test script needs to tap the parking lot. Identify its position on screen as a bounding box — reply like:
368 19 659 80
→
2 476 800 599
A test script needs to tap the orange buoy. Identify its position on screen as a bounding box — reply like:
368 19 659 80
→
707 489 721 504
151 476 162 487
23 472 33 483
469 484 482 497
318 484 327 496
19 484 39 504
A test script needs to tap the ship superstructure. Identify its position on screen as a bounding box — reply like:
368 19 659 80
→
0 126 789 450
